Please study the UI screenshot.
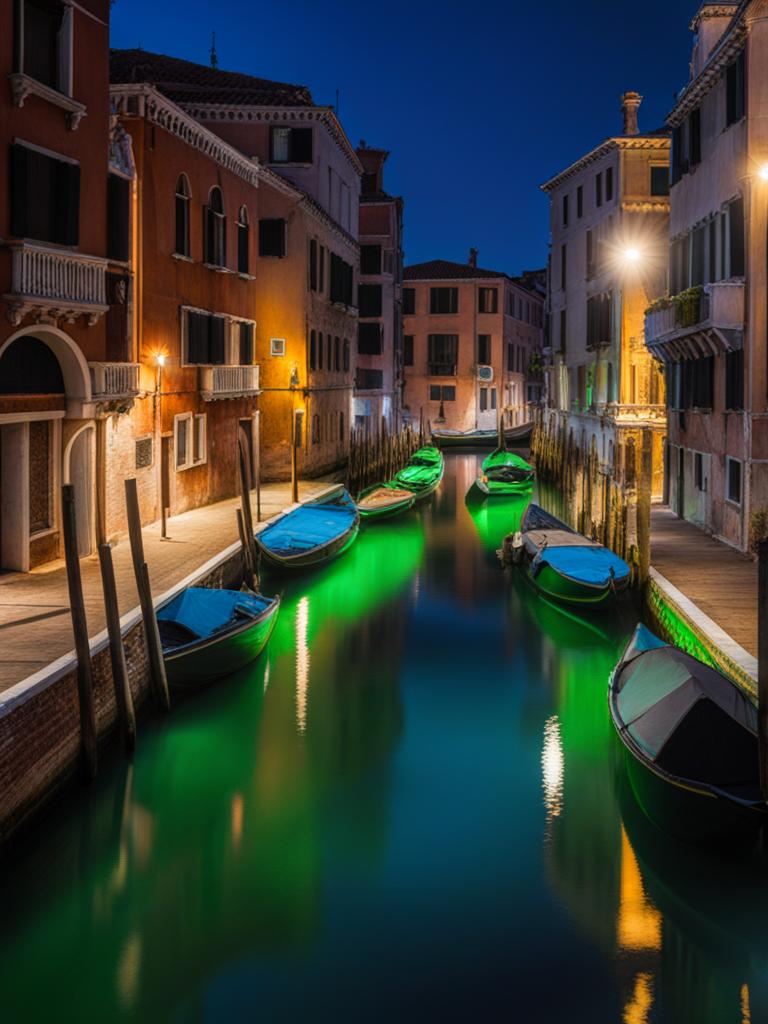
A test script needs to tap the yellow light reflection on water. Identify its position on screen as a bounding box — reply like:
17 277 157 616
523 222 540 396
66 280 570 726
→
541 714 564 823
741 983 751 1024
617 827 661 952
117 932 141 1011
295 596 310 733
623 972 654 1024
231 793 244 853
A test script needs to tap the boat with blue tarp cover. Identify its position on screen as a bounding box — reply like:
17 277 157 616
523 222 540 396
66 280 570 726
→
157 587 279 687
609 623 767 841
514 503 630 606
255 486 360 570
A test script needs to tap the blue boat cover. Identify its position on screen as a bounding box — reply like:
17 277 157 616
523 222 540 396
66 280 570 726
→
258 499 356 556
539 545 630 586
157 587 271 640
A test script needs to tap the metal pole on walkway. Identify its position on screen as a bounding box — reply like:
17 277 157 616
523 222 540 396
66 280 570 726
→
254 410 262 523
759 539 768 799
124 478 170 711
61 485 98 779
98 542 136 753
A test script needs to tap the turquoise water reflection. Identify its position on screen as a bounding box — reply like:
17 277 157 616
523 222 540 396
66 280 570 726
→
0 453 767 1022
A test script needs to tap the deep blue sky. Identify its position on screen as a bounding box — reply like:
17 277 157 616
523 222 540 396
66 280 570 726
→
111 0 695 274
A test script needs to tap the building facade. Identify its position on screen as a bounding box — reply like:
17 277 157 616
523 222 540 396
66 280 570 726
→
644 1 768 551
354 143 404 435
541 93 670 496
0 0 140 572
401 254 544 432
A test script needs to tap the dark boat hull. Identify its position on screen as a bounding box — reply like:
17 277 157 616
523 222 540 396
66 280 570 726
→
164 598 279 688
433 425 532 448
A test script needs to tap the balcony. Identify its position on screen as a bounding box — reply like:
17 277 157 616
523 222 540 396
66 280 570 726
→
4 242 109 326
89 362 141 400
200 365 260 400
644 282 744 361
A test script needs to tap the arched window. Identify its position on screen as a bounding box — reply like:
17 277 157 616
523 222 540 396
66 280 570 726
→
237 205 249 274
334 336 340 372
204 186 226 267
309 330 317 370
318 331 324 370
175 174 191 257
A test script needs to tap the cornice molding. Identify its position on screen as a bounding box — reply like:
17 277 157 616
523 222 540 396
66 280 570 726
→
541 136 670 193
690 3 740 30
669 11 748 125
621 199 671 213
110 84 261 187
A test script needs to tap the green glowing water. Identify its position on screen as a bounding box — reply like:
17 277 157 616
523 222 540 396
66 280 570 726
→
2 453 768 1023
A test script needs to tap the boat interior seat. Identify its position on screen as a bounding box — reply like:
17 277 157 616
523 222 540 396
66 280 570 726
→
654 698 759 790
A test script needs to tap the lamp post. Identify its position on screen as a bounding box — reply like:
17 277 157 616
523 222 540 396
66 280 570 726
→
156 353 167 540
289 364 301 504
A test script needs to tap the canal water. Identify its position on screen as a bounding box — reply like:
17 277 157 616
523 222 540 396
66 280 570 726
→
2 452 768 1023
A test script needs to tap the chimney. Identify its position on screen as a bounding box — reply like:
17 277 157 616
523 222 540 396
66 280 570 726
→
620 91 642 136
468 247 478 268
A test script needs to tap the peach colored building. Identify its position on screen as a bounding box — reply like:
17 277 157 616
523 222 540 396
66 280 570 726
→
645 2 768 551
541 92 670 495
401 253 544 432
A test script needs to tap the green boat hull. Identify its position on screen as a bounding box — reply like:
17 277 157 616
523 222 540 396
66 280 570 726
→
525 561 627 607
164 598 279 688
476 477 533 496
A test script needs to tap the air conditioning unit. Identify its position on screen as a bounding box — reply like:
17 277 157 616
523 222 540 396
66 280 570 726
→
477 365 494 383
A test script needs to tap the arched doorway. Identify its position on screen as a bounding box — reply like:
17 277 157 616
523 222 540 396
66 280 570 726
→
64 425 95 557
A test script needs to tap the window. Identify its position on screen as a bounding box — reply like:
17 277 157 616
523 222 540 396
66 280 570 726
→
694 453 704 491
326 334 332 370
185 310 226 364
21 0 69 91
358 322 382 355
309 239 317 289
691 225 706 287
562 194 569 227
586 230 595 280
237 206 249 274
427 334 458 375
357 368 383 390
358 284 382 318
309 329 317 370
107 173 130 262
430 287 458 314
478 287 498 314
689 108 702 167
729 196 745 277
605 166 614 202
312 414 320 445
259 218 286 258
726 51 746 127
725 349 744 411
204 187 226 267
339 412 345 440
403 335 414 366
587 293 612 350
429 385 455 401
318 332 324 370
559 309 567 354
360 244 382 275
507 342 514 371
10 142 79 245
479 387 488 412
560 244 567 289
491 387 497 410
174 174 191 256
175 413 206 470
403 288 416 315
343 338 350 372
319 246 325 292
270 126 313 163
477 334 491 364
595 172 603 207
650 166 669 197
727 457 742 504
238 321 254 364
335 336 340 371
330 253 354 305
576 185 583 218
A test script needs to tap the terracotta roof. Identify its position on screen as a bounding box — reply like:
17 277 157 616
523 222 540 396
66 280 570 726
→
403 259 511 282
109 49 314 107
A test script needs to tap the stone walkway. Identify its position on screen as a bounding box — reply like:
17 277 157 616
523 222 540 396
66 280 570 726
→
0 479 335 694
651 505 758 659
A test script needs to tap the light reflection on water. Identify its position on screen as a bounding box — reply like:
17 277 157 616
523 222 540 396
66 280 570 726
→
0 453 766 1022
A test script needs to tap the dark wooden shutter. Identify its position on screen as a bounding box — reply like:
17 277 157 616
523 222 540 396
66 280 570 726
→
239 322 254 364
10 144 28 237
309 239 317 289
358 322 382 354
237 222 249 273
290 128 313 163
209 316 226 364
175 195 188 255
107 174 130 261
689 109 702 167
260 219 285 257
358 284 382 317
187 312 209 363
53 160 80 246
729 197 745 277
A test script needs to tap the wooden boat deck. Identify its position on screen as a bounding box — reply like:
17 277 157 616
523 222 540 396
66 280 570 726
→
651 505 757 658
359 486 413 511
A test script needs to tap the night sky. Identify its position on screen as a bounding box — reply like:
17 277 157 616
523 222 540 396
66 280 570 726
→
111 0 695 275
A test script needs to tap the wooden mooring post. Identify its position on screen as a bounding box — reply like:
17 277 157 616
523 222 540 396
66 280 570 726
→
61 484 98 780
124 478 170 711
98 542 136 753
758 540 768 799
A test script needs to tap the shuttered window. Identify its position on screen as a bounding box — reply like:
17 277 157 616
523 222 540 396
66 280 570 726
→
689 108 702 167
358 284 382 317
174 175 191 256
330 253 354 305
10 143 79 245
23 0 65 90
203 188 226 267
358 322 382 355
477 334 491 364
403 288 415 315
237 207 249 274
729 196 745 277
427 334 458 375
270 127 313 163
587 294 612 350
257 218 285 258
185 311 227 365
403 335 414 366
726 51 746 127
725 349 744 411
107 173 130 262
356 368 383 390
239 322 254 365
430 288 458 314
360 244 382 274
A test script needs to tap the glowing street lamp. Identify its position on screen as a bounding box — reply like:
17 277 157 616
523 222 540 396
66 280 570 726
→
621 246 643 266
759 163 768 182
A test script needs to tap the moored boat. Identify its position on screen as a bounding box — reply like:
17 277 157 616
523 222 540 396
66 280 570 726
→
476 448 535 495
357 483 416 521
609 623 767 842
392 446 444 499
255 486 359 570
432 423 533 448
513 503 630 606
157 586 279 688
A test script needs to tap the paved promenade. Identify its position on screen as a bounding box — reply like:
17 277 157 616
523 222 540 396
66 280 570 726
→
0 479 334 695
651 505 758 659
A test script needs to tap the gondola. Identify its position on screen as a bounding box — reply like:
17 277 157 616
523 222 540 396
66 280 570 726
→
512 502 629 606
255 486 359 570
157 586 279 688
609 623 767 841
476 448 535 496
356 482 416 522
391 446 444 499
432 423 533 448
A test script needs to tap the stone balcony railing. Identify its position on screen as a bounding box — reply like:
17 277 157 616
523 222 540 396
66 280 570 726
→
89 362 141 400
200 365 260 400
644 281 744 361
4 242 109 326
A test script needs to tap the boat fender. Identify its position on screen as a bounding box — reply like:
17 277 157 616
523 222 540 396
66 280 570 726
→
510 531 524 565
